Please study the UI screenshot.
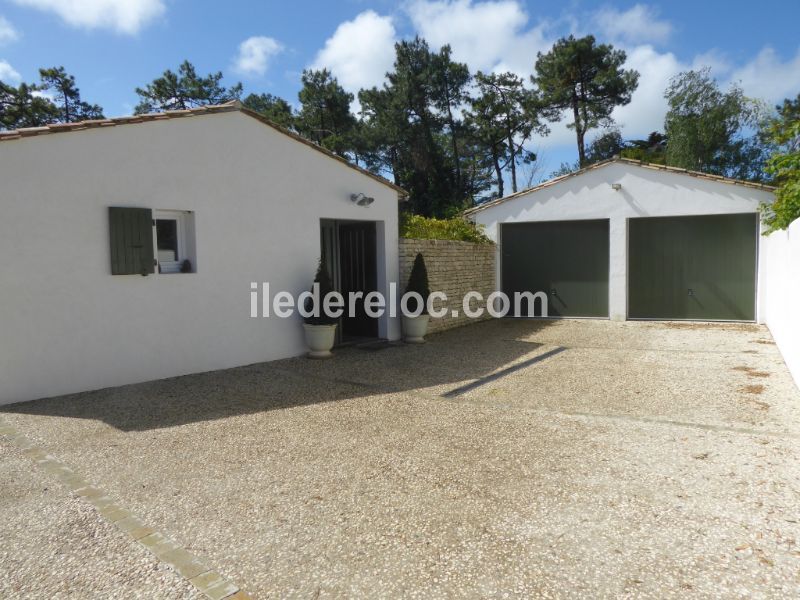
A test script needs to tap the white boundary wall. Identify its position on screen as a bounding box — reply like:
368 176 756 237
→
760 218 800 387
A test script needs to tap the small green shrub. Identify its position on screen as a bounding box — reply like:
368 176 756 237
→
303 257 338 326
400 214 493 244
405 253 430 314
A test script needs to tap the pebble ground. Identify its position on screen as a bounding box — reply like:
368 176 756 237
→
2 319 799 598
0 442 201 598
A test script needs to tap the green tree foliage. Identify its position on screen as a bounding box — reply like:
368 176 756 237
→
549 162 579 178
359 38 491 216
134 60 242 114
39 66 103 122
585 128 625 163
1 67 102 129
621 131 667 164
664 69 768 181
550 129 668 177
533 35 639 167
430 46 472 196
0 81 58 129
295 69 356 158
242 92 294 129
400 213 492 244
468 71 543 197
762 94 800 232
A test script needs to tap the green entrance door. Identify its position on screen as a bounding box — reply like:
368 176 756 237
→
501 220 610 317
628 213 758 321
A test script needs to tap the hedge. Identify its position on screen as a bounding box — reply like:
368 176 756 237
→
400 214 493 244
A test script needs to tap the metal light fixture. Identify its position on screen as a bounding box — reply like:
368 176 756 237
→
611 183 622 191
351 193 375 207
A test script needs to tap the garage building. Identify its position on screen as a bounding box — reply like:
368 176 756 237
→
466 158 775 322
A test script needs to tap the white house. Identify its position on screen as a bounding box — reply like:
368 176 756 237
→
0 102 404 405
466 158 776 322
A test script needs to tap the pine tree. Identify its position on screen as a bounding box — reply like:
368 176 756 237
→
39 67 104 122
533 35 639 167
242 93 294 129
134 60 242 114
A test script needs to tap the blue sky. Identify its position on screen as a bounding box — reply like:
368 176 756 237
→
1 0 799 177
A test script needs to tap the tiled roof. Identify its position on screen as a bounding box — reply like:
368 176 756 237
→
464 157 775 216
0 101 407 196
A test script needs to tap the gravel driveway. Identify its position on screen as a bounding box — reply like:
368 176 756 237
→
2 319 800 598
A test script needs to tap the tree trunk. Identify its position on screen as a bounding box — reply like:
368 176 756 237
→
493 147 504 198
507 131 517 193
446 102 462 194
572 99 586 167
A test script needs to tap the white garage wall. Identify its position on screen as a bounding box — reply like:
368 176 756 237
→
469 162 774 321
0 111 401 405
760 218 800 388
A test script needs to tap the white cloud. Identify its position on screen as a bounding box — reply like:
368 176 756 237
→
310 10 397 93
689 49 732 77
233 36 283 77
31 88 55 101
610 45 686 139
609 44 800 142
729 47 800 104
11 0 165 34
309 0 799 170
0 15 20 45
594 4 672 46
0 59 21 82
406 0 551 75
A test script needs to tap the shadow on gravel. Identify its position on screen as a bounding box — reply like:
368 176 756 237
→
2 319 559 432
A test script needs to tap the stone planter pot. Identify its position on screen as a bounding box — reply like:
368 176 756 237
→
402 314 430 344
303 323 337 359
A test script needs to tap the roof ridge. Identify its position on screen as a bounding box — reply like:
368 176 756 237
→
0 101 406 196
464 157 774 215
0 102 241 141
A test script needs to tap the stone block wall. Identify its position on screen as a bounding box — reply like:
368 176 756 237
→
399 238 496 334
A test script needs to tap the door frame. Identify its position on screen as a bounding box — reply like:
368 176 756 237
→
320 218 380 343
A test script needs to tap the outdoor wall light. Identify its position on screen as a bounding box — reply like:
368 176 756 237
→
351 193 375 207
611 183 622 191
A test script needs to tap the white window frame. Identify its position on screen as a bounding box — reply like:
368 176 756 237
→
153 210 190 274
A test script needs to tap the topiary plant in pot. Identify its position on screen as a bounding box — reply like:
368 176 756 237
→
303 257 338 358
402 252 431 343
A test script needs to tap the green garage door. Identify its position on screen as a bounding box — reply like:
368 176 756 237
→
628 213 758 321
501 220 610 317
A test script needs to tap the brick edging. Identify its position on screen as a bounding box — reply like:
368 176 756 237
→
0 416 249 600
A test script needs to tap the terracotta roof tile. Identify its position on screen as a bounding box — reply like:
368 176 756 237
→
464 157 775 215
0 101 407 196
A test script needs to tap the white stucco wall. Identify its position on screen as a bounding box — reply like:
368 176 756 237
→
760 218 800 388
0 111 401 405
469 162 774 321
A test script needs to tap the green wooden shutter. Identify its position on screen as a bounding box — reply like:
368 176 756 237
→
109 207 155 275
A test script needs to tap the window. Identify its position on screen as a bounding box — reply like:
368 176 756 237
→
109 207 196 276
153 210 195 273
156 219 178 263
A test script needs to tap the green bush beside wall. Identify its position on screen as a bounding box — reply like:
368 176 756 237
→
400 214 493 244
